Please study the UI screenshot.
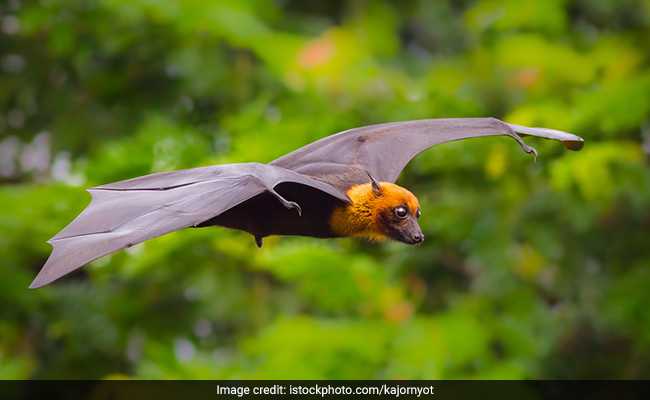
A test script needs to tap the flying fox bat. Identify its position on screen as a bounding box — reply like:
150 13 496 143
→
29 118 583 288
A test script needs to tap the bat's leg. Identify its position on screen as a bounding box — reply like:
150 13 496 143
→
255 235 263 248
268 189 302 216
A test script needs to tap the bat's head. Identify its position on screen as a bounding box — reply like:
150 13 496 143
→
372 182 424 245
330 180 424 244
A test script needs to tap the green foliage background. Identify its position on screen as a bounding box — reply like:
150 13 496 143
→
1 0 650 379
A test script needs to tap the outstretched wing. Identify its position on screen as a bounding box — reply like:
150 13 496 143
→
31 163 347 288
271 118 584 185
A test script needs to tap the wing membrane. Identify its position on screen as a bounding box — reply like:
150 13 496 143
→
272 118 583 184
31 163 346 288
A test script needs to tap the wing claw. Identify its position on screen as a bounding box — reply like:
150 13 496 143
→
287 201 302 216
269 190 302 216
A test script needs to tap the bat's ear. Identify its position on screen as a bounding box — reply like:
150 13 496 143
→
366 171 382 196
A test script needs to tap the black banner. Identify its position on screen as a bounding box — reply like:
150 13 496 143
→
2 380 648 400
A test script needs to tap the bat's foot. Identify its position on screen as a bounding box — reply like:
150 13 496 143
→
255 235 263 248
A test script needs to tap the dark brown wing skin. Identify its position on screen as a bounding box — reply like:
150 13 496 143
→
30 163 348 288
271 118 584 189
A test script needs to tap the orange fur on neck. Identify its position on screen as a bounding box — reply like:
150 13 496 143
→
329 182 420 240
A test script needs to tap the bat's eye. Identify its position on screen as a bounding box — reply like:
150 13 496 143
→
394 206 408 219
416 208 421 219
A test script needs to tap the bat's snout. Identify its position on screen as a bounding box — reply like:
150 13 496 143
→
393 219 424 245
410 232 424 244
404 231 424 245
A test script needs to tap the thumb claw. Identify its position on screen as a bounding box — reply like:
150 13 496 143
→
269 189 302 216
290 202 302 216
